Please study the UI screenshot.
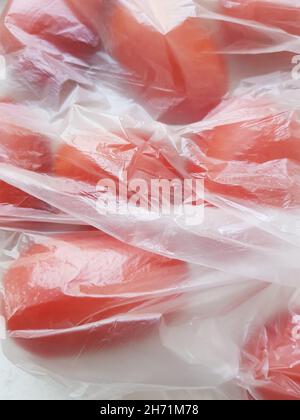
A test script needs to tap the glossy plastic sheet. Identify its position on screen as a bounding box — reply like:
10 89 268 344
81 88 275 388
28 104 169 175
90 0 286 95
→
0 229 247 399
0 1 299 284
0 0 300 400
1 230 300 400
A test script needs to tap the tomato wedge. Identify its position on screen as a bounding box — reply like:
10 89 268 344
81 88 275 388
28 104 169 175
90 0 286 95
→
101 0 228 124
68 0 103 45
3 232 188 356
0 0 102 55
54 130 182 186
0 104 52 210
242 311 300 400
54 133 135 185
187 102 300 208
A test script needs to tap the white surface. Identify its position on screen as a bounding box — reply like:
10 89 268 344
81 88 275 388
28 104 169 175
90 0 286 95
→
0 344 66 400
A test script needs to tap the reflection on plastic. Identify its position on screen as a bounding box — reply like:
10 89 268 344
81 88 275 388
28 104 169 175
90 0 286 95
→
0 0 300 401
2 231 188 356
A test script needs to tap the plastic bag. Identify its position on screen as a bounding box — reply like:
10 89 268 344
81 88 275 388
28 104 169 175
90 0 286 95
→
0 0 299 284
0 229 247 398
1 229 300 400
1 0 300 400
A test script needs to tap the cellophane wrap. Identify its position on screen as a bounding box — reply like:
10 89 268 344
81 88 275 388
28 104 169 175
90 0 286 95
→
0 0 300 400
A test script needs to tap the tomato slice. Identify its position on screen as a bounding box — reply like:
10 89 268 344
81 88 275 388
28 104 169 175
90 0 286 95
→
0 104 52 210
101 0 228 124
0 0 103 99
54 130 185 214
0 0 102 55
54 133 135 185
54 130 182 186
220 0 300 45
187 103 300 208
54 129 206 216
242 311 300 400
68 0 103 45
3 231 188 355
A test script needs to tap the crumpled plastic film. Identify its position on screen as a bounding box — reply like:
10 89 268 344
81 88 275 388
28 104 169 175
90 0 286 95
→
0 229 263 399
1 229 300 400
0 0 300 400
0 0 299 283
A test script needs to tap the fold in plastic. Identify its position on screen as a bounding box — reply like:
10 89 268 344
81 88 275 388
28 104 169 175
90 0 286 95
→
0 0 300 400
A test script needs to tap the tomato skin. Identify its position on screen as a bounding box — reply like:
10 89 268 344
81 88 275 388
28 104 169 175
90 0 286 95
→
220 0 300 45
101 0 228 124
0 111 52 210
54 132 185 216
242 311 300 400
54 136 136 185
0 0 103 99
68 0 103 46
54 131 182 186
188 107 300 208
3 232 188 356
0 0 102 55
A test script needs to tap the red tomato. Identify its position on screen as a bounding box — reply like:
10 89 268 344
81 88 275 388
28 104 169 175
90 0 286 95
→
0 0 102 55
0 108 52 210
101 0 228 124
54 130 203 214
54 133 187 214
220 0 300 45
54 134 135 185
54 131 182 186
187 104 300 208
3 232 188 356
242 311 300 400
0 0 103 99
68 0 103 45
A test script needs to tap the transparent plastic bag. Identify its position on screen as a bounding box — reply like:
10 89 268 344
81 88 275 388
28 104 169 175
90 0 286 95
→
0 229 249 398
0 100 86 228
0 0 300 401
0 0 299 284
1 229 300 400
1 79 300 285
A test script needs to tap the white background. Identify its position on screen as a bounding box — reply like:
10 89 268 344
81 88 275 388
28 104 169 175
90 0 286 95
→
0 347 66 400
